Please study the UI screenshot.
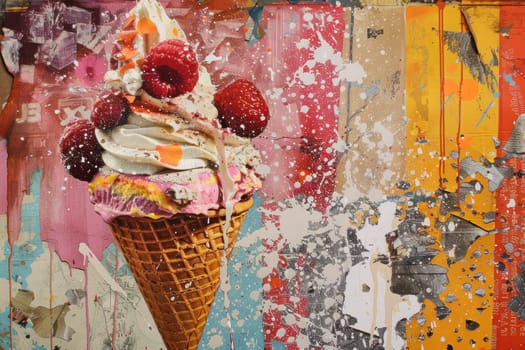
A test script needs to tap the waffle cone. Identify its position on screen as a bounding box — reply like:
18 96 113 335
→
109 198 254 350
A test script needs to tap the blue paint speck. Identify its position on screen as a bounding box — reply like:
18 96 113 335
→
504 73 516 87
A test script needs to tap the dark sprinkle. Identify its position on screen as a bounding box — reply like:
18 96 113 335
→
465 319 480 331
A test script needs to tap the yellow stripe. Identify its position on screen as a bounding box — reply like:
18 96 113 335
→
405 4 498 348
405 4 442 193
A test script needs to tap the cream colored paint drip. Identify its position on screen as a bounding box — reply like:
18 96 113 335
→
343 201 420 350
79 243 126 297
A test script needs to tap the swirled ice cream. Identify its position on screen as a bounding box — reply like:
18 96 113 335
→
59 0 268 222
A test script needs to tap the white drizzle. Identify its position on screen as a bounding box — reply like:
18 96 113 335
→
213 127 237 347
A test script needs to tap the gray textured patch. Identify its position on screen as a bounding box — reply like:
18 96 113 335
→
503 114 525 154
444 31 498 91
439 215 490 263
460 157 514 192
389 207 449 318
509 261 525 320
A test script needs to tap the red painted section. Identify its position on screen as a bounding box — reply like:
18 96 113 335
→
494 6 525 347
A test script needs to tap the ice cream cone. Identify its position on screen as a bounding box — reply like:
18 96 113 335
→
109 198 254 350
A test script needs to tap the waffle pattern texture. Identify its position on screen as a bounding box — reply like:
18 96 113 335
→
109 198 254 350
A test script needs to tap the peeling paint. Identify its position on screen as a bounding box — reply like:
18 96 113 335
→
2 1 525 349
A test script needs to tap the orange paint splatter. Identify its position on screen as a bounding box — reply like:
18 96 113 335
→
119 61 136 75
137 17 158 35
119 47 139 61
443 79 458 97
270 277 281 288
130 101 163 114
458 134 473 149
406 6 435 21
407 62 421 74
156 144 183 166
459 78 479 101
124 95 136 104
118 31 138 47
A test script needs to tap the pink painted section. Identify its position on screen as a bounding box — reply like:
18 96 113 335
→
0 1 149 269
252 4 344 212
4 82 113 268
250 4 345 348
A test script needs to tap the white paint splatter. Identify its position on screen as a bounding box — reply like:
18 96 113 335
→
321 263 342 286
256 250 280 279
296 38 310 49
338 62 367 84
208 334 223 349
296 333 310 349
296 71 316 86
303 12 314 22
373 120 394 148
204 52 222 64
289 28 366 88
276 328 286 338
342 201 420 349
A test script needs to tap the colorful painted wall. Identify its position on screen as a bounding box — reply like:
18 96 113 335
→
1 0 525 349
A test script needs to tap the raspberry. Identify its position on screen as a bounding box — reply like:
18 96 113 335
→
141 39 199 98
213 80 270 138
91 91 130 130
59 119 104 182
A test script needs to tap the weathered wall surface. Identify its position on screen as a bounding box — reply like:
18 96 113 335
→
1 1 525 349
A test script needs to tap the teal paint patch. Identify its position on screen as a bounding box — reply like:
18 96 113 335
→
29 337 48 349
11 169 45 289
271 339 288 350
445 92 454 105
200 194 264 349
247 6 266 45
101 242 132 278
0 306 12 349
0 170 47 348
352 81 381 98
283 14 300 37
475 100 495 128
503 72 516 87
0 236 11 279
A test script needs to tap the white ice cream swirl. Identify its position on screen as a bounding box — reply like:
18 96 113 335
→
96 0 261 177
